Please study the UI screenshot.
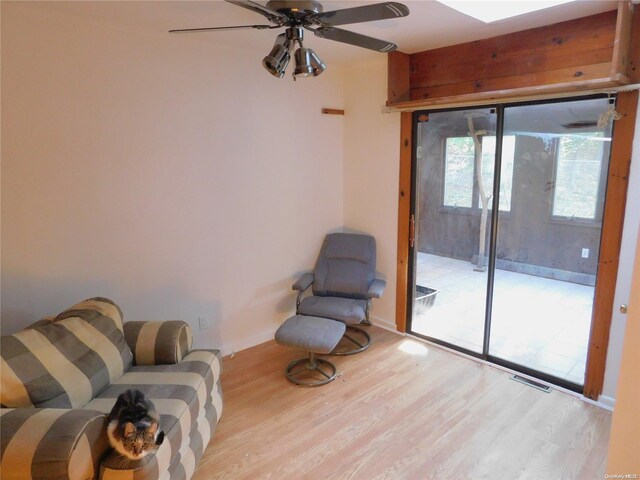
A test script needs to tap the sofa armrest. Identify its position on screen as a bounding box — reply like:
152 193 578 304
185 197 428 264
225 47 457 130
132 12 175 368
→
0 408 109 480
124 321 193 366
367 278 387 298
292 272 314 292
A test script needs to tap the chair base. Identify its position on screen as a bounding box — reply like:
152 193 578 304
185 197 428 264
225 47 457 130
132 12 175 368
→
330 325 371 356
285 352 338 386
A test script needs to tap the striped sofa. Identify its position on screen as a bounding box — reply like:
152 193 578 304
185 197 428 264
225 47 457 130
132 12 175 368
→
0 297 223 480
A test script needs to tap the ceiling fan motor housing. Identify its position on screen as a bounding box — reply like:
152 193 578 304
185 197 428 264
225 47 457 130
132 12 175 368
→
266 0 323 19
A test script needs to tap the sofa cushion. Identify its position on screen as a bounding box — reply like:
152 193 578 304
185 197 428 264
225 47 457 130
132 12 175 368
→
82 350 223 480
160 399 219 480
124 321 193 366
0 408 110 480
1 298 133 408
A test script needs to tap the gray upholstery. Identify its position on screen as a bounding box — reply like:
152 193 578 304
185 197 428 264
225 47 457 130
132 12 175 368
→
292 272 314 292
275 315 346 354
298 296 367 325
312 233 376 300
367 278 387 298
278 232 385 362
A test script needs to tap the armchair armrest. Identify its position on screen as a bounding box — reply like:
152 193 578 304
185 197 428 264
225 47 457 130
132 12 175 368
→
367 278 387 298
124 320 193 366
0 408 109 480
292 272 314 292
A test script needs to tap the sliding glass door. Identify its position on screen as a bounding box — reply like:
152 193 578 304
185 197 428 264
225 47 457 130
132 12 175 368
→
408 96 614 391
411 107 497 354
489 98 612 385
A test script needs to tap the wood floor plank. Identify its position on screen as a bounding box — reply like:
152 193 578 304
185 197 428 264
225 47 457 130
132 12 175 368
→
194 327 610 480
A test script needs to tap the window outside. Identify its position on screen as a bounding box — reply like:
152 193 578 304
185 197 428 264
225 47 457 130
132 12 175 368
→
553 133 606 220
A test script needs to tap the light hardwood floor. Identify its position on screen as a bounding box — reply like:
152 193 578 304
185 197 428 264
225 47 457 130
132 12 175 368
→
194 327 611 480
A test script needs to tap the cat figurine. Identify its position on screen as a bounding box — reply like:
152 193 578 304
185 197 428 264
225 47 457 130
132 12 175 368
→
107 389 165 460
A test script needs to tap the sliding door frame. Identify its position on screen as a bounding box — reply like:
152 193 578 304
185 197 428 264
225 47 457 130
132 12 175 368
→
396 92 639 398
396 112 413 334
584 90 638 399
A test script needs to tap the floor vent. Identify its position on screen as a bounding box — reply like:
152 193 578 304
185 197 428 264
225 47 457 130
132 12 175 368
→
510 375 552 393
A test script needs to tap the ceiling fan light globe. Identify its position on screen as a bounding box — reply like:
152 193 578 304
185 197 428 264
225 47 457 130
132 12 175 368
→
309 50 326 76
311 66 325 77
293 47 315 77
264 63 286 77
262 56 288 77
293 66 314 77
262 43 290 77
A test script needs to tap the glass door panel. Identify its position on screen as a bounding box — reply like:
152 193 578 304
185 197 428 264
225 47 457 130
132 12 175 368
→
489 98 613 386
410 108 497 354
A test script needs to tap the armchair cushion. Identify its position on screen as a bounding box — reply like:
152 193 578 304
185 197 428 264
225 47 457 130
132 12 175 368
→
367 279 387 298
0 407 109 480
313 233 376 300
292 272 314 292
298 296 367 325
124 321 193 366
1 297 132 408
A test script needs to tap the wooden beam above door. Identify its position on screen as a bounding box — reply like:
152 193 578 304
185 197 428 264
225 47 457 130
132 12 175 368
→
386 1 639 110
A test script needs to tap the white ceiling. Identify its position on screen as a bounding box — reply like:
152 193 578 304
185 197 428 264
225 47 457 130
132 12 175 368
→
31 0 619 66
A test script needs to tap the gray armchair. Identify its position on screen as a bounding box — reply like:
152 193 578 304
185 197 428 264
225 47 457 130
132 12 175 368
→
293 232 386 355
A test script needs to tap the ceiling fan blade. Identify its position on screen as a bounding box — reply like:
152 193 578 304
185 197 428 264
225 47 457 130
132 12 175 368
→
314 27 397 52
225 0 289 25
169 24 277 33
307 2 409 27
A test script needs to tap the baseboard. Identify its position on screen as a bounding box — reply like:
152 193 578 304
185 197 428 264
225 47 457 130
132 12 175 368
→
596 395 615 410
370 316 403 335
220 327 276 357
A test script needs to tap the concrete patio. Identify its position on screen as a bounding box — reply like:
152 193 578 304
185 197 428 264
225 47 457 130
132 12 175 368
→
412 253 593 385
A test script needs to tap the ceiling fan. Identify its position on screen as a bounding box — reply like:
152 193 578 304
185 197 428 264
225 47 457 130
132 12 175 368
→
169 0 410 79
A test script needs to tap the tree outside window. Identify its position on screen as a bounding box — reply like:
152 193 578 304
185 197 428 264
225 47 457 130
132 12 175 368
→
443 135 515 211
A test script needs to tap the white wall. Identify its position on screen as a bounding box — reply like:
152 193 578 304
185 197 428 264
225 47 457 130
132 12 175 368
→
343 58 400 329
0 3 344 354
606 223 640 474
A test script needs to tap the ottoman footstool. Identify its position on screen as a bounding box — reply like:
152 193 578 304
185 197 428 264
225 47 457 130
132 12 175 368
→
275 315 346 386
